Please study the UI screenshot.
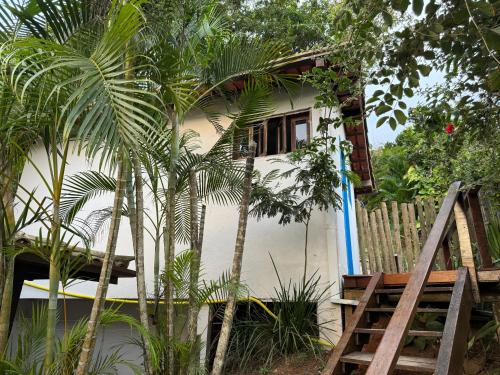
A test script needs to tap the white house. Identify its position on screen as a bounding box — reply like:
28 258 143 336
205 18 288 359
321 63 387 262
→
14 50 374 369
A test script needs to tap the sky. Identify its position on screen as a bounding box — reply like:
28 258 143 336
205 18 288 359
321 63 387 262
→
365 69 446 147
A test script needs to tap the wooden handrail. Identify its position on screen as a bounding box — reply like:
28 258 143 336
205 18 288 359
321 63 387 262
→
435 267 472 374
365 181 462 375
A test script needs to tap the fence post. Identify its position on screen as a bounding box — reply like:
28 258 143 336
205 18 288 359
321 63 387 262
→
355 200 368 274
370 211 384 272
380 202 397 273
408 203 421 266
391 201 405 272
401 203 414 270
416 197 428 243
362 207 377 273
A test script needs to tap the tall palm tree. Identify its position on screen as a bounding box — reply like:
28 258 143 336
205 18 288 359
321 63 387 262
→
1 0 160 371
144 3 292 371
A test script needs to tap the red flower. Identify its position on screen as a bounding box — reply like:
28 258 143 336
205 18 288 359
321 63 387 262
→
445 123 455 134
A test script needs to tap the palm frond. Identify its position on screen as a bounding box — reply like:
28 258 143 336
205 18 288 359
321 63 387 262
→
3 0 161 163
60 171 117 223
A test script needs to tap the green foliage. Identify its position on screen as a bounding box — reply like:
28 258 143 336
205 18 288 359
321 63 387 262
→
250 119 353 225
138 251 247 374
486 215 500 264
227 0 341 51
468 319 500 352
223 258 330 373
366 101 499 207
405 313 444 350
0 303 143 375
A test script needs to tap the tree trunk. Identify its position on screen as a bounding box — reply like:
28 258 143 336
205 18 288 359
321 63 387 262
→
75 155 127 375
164 111 179 375
0 258 14 359
199 205 206 255
210 143 256 375
44 250 60 369
153 230 160 303
187 170 201 374
44 138 68 370
132 155 154 375
0 194 5 306
125 163 137 257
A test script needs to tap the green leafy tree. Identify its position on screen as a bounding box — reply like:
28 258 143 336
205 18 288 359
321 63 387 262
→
367 101 499 206
250 119 354 285
226 0 342 51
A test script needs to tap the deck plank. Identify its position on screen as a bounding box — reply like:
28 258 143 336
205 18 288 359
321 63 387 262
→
340 351 436 373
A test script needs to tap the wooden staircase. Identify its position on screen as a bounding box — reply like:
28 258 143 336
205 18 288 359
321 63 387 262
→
322 182 479 374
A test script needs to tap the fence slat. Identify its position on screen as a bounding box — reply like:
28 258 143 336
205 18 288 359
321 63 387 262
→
401 203 414 270
370 211 384 272
380 203 397 273
408 203 421 266
376 209 392 272
355 200 368 274
416 196 428 243
426 197 445 269
362 207 377 273
391 201 405 272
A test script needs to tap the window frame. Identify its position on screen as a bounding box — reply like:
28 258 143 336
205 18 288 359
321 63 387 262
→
233 109 312 159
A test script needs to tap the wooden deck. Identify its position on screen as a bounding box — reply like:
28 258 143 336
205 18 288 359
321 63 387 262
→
344 269 500 290
323 183 499 374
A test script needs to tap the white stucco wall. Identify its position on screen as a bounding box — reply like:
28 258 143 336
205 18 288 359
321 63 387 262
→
17 84 360 343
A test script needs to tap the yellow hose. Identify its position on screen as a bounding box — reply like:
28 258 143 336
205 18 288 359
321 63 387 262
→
23 281 333 348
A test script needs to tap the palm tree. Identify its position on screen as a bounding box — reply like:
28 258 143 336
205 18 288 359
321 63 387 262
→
210 142 256 375
1 0 159 371
144 3 292 370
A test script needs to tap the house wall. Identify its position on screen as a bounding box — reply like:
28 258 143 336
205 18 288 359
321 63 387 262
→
17 84 360 346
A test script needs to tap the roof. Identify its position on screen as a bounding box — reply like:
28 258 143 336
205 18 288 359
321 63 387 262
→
15 233 136 283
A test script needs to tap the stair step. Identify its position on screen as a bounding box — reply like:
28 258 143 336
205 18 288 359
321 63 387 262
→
365 307 448 314
354 328 442 337
340 351 436 373
375 286 454 294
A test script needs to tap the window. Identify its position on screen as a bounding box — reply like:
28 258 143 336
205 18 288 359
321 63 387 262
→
233 110 310 158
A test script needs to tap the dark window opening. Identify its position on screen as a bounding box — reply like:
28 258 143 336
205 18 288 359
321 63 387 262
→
233 110 311 159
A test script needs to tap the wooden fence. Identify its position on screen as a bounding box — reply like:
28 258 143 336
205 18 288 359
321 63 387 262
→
355 197 449 274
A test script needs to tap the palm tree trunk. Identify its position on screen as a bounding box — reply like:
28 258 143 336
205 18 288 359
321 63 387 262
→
44 249 60 368
210 143 256 375
44 138 68 370
198 205 206 254
75 154 127 375
187 170 201 373
132 155 154 375
0 193 5 305
0 257 14 359
153 230 160 303
126 163 137 257
164 111 179 375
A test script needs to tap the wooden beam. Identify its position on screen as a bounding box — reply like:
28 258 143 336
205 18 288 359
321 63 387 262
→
343 270 459 288
365 181 461 375
435 268 473 375
477 269 500 282
454 200 481 303
466 190 493 268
